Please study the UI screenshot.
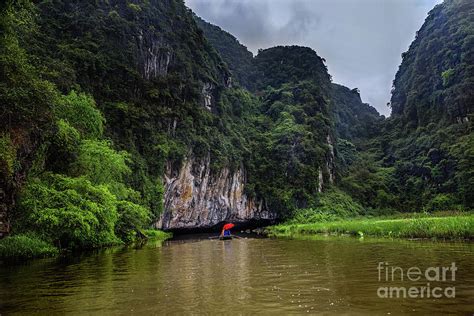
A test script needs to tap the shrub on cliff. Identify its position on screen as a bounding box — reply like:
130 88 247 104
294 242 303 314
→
286 189 365 224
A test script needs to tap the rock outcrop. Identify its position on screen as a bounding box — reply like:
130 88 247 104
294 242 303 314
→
201 82 214 110
156 154 276 230
137 29 172 80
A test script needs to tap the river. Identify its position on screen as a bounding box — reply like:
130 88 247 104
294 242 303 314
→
1 234 473 314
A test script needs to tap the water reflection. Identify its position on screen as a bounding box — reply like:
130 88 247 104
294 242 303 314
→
0 236 473 314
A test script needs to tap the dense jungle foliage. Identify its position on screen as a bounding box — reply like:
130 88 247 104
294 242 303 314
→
0 0 239 250
194 14 254 89
381 0 474 211
0 0 472 255
194 0 473 216
326 0 474 215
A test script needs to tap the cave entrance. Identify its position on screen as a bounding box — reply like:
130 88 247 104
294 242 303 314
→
165 218 276 235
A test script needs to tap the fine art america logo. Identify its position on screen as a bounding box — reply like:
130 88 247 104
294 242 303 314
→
377 262 457 299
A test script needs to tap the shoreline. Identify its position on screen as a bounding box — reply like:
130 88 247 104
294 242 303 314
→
265 214 474 241
0 229 172 261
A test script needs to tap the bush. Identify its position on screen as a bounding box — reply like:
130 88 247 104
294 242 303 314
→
19 174 120 248
316 189 365 217
115 201 151 243
55 91 104 139
426 194 459 212
72 139 131 185
0 234 58 259
285 189 364 224
287 208 340 224
144 229 172 240
46 119 81 173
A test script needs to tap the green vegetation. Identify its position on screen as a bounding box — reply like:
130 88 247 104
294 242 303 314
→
285 189 365 224
25 0 238 218
19 174 119 248
0 234 59 259
390 0 473 125
324 0 474 215
0 0 230 255
252 46 331 91
246 78 333 214
197 2 473 220
0 0 473 259
267 214 474 240
331 84 383 143
381 0 474 211
10 90 154 249
144 229 172 241
0 133 15 177
194 14 254 89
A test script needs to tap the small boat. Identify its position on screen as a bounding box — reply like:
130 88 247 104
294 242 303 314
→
219 235 233 240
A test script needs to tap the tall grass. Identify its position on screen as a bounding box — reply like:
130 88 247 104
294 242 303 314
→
267 215 474 240
0 235 59 259
0 230 171 260
143 229 172 241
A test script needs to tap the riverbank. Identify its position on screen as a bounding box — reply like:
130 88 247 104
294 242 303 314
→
266 214 474 240
0 230 172 260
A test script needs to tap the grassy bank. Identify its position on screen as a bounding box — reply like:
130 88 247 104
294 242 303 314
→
144 229 172 241
0 229 172 260
266 214 474 240
0 235 59 259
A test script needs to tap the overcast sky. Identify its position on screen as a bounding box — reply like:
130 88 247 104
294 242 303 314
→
185 0 443 116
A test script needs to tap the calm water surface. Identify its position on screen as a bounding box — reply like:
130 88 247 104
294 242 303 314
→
1 235 473 315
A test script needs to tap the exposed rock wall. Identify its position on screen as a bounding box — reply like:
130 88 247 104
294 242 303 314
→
201 82 214 110
156 154 276 230
318 134 336 193
137 31 172 79
326 134 335 184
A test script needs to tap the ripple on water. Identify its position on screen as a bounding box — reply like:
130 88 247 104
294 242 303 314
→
0 237 473 314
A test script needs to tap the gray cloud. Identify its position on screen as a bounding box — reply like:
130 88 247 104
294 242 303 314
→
186 0 442 116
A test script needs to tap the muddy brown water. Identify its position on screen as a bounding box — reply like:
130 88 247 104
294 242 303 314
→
1 235 473 314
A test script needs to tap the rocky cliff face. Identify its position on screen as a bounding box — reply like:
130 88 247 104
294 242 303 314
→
156 154 276 230
389 0 473 125
138 32 172 79
317 135 336 193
